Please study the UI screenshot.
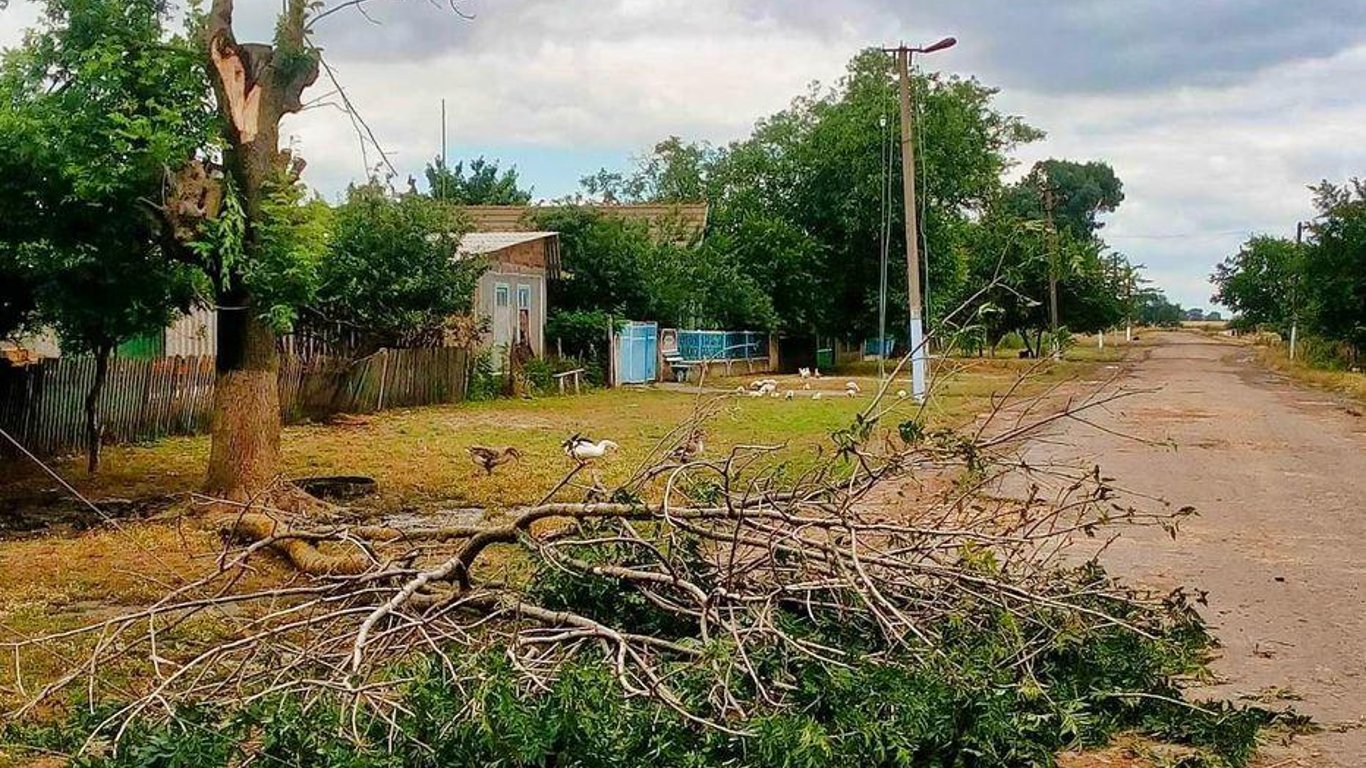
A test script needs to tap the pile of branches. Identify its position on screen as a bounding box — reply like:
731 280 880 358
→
9 380 1242 763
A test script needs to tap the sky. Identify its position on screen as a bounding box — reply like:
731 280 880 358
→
3 1 1364 311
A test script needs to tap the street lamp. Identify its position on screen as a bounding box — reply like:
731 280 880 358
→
883 36 956 402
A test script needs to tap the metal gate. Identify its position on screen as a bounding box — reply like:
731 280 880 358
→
616 322 658 384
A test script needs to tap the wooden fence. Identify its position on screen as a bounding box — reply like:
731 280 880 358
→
0 347 468 459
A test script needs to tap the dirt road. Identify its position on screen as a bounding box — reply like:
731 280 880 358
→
1039 332 1365 765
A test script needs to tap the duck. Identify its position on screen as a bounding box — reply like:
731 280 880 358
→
467 445 521 476
784 390 794 400
845 381 861 394
798 367 811 379
669 430 705 462
562 434 620 462
812 392 823 401
896 389 908 399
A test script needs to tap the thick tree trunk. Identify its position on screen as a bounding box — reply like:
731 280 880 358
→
84 343 112 474
205 294 281 498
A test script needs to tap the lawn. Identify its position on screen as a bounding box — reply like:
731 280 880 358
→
0 351 1128 730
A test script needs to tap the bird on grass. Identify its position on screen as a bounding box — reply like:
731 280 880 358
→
562 434 620 463
669 429 705 462
812 392 824 401
467 445 521 476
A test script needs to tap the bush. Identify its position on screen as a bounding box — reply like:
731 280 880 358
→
547 309 615 360
466 348 504 401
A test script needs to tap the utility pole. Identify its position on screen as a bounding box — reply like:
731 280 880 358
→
1039 179 1062 359
884 36 955 401
1291 221 1305 361
440 98 448 200
896 48 928 401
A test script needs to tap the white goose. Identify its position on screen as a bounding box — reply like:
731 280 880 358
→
562 434 620 462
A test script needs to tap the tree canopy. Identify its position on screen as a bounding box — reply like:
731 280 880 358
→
425 156 533 205
316 184 483 350
0 0 215 468
1212 178 1365 363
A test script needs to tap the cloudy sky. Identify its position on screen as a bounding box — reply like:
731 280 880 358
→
3 0 1364 310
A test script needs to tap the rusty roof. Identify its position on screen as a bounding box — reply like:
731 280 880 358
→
462 203 709 243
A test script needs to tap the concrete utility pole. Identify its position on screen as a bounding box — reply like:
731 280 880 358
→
886 36 955 402
1291 221 1306 361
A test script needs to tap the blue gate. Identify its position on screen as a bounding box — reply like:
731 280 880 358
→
616 322 658 384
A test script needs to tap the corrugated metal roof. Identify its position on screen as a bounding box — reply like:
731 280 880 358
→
463 203 709 244
457 231 558 256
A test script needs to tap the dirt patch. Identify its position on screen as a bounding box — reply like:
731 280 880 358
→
0 491 178 537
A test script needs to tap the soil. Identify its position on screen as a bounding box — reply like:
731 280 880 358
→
1035 331 1366 766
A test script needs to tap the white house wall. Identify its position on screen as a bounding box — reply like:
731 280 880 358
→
475 268 546 368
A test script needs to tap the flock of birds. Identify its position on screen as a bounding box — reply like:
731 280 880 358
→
735 368 908 401
466 371 909 478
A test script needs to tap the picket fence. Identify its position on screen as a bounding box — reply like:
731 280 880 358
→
0 347 469 459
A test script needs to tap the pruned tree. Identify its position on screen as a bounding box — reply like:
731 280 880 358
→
190 0 324 498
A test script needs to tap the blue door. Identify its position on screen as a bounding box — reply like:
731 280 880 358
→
617 322 658 384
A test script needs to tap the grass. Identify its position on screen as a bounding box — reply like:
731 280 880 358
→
0 352 1126 729
1251 339 1366 405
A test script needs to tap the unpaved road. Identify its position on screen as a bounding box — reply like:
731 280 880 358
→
1040 332 1365 765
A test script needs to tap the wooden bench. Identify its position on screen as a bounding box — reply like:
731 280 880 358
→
553 368 585 395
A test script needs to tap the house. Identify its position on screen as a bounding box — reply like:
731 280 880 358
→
458 231 561 368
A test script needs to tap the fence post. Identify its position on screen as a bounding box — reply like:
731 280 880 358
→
376 349 390 411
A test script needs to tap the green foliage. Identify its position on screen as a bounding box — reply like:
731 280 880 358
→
536 208 774 330
1007 160 1125 241
1211 235 1300 332
425 156 533 204
465 348 504 401
245 176 333 332
1136 290 1186 327
1302 179 1365 359
580 50 1046 338
0 0 215 351
316 183 482 347
1212 179 1364 363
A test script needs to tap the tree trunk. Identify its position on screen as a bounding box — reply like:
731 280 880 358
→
205 292 281 498
84 342 112 474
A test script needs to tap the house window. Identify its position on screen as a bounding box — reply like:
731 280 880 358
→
517 285 531 309
494 284 509 308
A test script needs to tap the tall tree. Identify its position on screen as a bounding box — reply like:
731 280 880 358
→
425 156 532 205
185 0 329 498
1302 179 1365 361
1008 160 1125 240
1210 235 1300 331
595 50 1043 339
0 0 212 471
